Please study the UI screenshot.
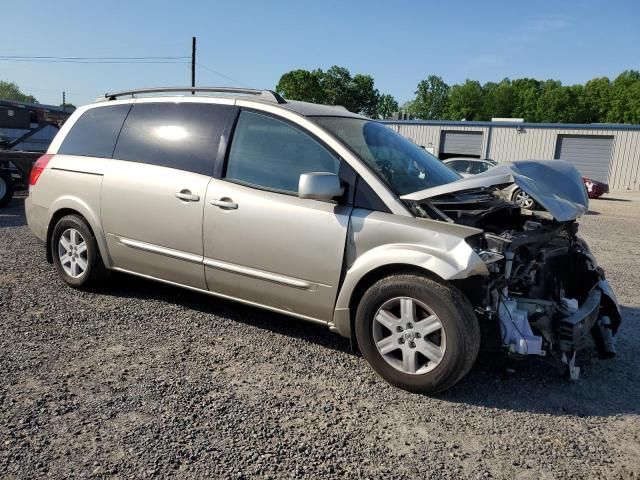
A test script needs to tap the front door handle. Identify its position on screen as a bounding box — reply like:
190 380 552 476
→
210 198 238 210
175 191 200 202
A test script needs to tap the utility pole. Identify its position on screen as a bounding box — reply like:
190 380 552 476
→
62 91 66 112
191 36 196 94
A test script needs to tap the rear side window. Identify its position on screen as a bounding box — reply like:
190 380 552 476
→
446 160 469 173
113 102 235 175
225 111 339 193
468 161 490 174
58 104 130 158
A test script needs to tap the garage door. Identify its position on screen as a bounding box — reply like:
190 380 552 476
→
554 135 613 183
439 131 483 158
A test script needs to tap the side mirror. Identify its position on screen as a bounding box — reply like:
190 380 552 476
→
298 172 344 201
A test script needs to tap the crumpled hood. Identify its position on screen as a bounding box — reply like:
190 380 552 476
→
401 160 589 222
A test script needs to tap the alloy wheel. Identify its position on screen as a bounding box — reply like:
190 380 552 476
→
58 228 88 278
372 297 446 375
514 189 535 209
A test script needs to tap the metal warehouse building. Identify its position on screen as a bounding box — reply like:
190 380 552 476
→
383 120 640 191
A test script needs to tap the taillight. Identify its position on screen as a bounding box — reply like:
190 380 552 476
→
29 154 53 186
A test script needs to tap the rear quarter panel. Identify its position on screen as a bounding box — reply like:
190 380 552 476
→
29 155 112 266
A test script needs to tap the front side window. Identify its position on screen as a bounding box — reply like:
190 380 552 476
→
58 104 131 158
113 102 235 175
312 117 461 196
225 111 340 193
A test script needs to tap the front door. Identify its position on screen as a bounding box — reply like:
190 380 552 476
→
203 110 352 321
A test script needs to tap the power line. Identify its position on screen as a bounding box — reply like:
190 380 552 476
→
196 62 250 88
0 55 189 65
0 55 189 60
0 59 189 64
14 85 96 96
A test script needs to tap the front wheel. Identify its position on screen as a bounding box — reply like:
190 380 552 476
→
355 274 480 394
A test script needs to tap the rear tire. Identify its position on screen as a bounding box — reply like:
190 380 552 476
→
51 214 108 289
0 171 14 208
355 274 480 394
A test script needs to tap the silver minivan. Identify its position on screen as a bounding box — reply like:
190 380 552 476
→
26 87 621 393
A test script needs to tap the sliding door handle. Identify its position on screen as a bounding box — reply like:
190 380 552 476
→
211 198 238 210
175 191 200 202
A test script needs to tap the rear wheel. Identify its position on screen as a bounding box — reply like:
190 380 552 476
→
512 188 535 209
0 171 14 208
355 274 480 394
51 214 107 289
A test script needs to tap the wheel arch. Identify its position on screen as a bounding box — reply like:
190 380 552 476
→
45 201 110 267
511 186 523 200
344 264 443 346
333 263 482 348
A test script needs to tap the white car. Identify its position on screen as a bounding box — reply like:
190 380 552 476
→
443 157 536 209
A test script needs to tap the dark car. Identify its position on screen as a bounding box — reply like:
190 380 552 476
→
583 177 609 199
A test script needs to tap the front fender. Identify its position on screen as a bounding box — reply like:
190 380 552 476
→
331 209 488 337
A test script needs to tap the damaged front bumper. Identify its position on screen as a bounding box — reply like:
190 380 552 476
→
557 280 620 358
558 285 602 353
474 229 622 371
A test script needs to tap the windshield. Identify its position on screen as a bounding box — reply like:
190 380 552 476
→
312 117 461 196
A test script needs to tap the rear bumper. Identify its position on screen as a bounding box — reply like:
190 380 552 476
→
25 193 48 242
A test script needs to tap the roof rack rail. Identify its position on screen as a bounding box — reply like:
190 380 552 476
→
101 87 286 104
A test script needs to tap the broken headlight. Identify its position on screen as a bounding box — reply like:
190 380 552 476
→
466 233 512 266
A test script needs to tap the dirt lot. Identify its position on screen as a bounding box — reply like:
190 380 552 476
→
1 191 639 479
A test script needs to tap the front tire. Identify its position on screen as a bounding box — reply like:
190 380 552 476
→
355 274 480 394
0 171 14 208
51 214 107 289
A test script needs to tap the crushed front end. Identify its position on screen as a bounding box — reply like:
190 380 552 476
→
402 161 622 378
468 216 621 377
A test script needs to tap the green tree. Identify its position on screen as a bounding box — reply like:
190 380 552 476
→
607 70 640 124
406 75 449 119
481 79 514 120
510 78 541 121
276 69 324 103
447 80 483 120
320 65 353 108
377 94 399 119
535 80 568 122
0 81 38 103
276 65 383 116
351 73 380 117
582 77 611 123
277 69 640 124
60 103 76 111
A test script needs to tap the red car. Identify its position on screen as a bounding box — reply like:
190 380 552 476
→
583 177 609 199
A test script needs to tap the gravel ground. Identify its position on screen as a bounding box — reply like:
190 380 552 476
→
1 191 639 479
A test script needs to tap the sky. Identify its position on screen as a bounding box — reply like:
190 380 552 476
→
1 0 639 107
